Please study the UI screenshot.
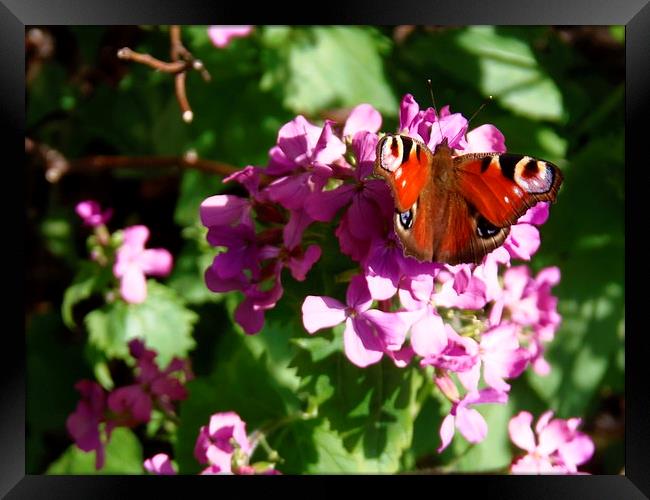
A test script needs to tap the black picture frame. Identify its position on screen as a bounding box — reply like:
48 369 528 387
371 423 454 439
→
5 0 648 497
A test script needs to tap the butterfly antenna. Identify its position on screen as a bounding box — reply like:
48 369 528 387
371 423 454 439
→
468 95 494 125
427 79 445 143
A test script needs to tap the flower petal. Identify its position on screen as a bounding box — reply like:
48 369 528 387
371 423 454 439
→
301 296 347 333
508 411 537 452
410 310 448 357
343 317 383 367
139 249 173 276
456 407 488 444
463 124 507 154
437 414 456 453
346 275 373 311
343 104 382 137
120 266 147 304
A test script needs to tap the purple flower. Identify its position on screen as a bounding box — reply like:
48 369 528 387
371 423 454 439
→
106 385 152 430
65 380 107 470
420 324 478 374
503 203 550 261
438 387 509 452
434 264 488 310
208 26 253 48
128 339 191 414
342 103 382 138
194 412 252 474
200 194 253 228
457 323 530 393
302 275 410 367
493 265 561 375
509 411 595 474
113 225 173 304
398 94 469 150
144 453 177 475
206 223 263 282
459 124 507 154
75 200 113 227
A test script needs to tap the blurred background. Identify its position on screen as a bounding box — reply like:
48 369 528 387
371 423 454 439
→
25 25 624 474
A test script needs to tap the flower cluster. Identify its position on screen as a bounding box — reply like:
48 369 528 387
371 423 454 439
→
200 94 575 460
144 411 280 475
509 411 595 473
75 201 173 304
66 339 192 469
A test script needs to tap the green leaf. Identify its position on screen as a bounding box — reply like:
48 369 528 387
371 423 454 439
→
175 320 302 473
62 262 112 328
261 27 397 115
290 336 425 472
85 281 197 367
401 27 564 121
46 428 143 474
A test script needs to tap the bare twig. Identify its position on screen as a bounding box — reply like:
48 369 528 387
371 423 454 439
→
26 137 250 183
117 47 188 74
117 25 211 123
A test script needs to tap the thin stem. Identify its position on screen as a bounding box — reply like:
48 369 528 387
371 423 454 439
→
117 47 188 74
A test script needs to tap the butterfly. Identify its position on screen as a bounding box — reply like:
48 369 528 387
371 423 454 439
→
373 133 563 265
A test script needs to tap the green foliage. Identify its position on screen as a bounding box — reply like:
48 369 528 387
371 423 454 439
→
260 27 398 115
289 336 425 472
46 428 144 474
85 281 197 367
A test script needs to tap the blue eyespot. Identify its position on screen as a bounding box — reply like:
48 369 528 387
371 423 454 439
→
398 210 413 230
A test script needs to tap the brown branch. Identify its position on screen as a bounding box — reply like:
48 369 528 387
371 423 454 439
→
26 137 256 183
117 25 211 123
117 47 188 74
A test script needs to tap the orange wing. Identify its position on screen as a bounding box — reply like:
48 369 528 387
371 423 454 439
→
374 134 431 212
454 154 563 227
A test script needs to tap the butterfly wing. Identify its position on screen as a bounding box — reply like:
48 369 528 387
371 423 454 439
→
453 153 563 227
375 134 436 261
430 152 563 264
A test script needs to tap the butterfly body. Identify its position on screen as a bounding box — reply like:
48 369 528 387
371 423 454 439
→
374 134 563 265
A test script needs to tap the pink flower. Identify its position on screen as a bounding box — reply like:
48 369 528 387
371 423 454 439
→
398 94 469 150
113 225 173 304
106 385 152 429
128 339 191 414
65 380 107 470
75 200 112 227
342 103 382 138
420 324 478 374
493 265 561 375
503 203 550 261
144 453 177 475
200 194 253 229
302 275 410 367
509 411 595 474
194 412 252 473
456 323 530 393
265 117 345 210
438 387 509 452
460 124 507 154
208 26 253 48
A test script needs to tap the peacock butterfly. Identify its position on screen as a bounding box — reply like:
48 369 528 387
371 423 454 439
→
373 133 563 265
